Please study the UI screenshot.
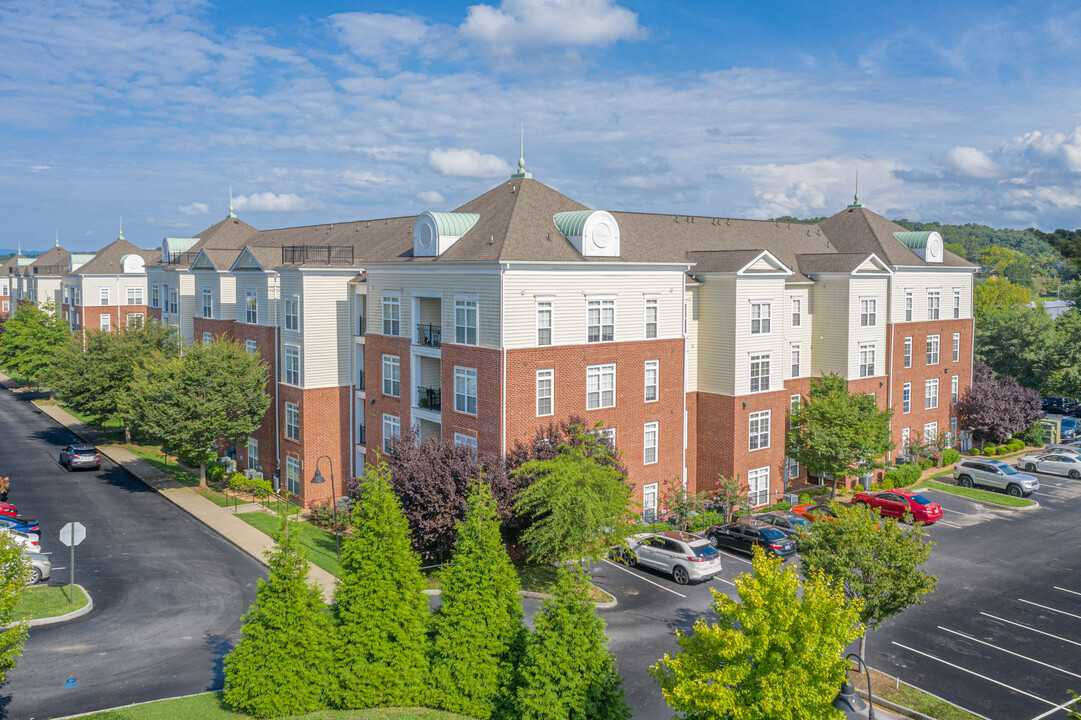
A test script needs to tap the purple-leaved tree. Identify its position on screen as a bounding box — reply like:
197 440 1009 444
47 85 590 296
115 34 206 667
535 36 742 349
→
956 361 1043 446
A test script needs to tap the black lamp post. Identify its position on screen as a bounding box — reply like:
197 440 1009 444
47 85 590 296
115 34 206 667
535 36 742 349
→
310 455 340 562
833 652 875 719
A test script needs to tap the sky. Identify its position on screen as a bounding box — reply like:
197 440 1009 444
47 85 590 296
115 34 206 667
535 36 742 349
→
5 0 1081 252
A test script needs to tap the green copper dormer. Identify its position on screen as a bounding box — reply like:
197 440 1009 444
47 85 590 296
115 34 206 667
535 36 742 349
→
893 231 943 263
553 210 620 257
69 254 95 272
413 211 481 257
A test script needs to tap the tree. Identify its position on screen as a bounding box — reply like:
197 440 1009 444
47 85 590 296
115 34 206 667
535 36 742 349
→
429 478 525 719
798 502 937 660
707 472 752 523
1046 310 1081 399
514 567 631 720
331 459 429 709
976 245 1028 277
222 519 331 718
956 361 1043 446
786 375 894 497
0 531 31 685
133 339 270 487
658 473 713 530
650 550 861 720
974 307 1053 392
512 426 637 563
1004 257 1034 289
0 301 68 386
973 278 1032 320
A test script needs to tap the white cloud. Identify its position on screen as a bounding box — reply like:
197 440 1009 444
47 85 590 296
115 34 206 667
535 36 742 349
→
945 146 1004 179
460 0 644 49
233 192 324 213
178 201 210 215
29 165 51 172
331 12 430 66
428 148 512 178
740 157 907 219
417 190 446 204
84 230 94 236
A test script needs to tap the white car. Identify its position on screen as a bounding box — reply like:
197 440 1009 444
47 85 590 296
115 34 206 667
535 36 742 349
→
1018 453 1081 478
24 552 52 583
1 527 41 553
620 530 722 585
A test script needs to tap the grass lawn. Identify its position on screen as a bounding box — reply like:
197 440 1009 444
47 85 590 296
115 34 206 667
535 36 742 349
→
125 444 201 487
12 584 89 622
852 667 983 720
236 511 343 578
76 691 471 720
916 479 1037 508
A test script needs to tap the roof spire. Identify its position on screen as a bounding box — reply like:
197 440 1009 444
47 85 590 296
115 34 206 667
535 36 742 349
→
55 230 60 248
228 187 237 219
118 216 124 241
17 238 21 255
511 123 532 179
847 169 864 209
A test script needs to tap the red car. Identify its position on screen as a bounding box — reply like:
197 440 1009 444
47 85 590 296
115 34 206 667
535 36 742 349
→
0 502 16 518
852 490 942 524
791 503 838 522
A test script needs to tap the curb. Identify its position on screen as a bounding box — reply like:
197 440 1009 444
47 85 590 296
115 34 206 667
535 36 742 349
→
423 585 617 609
3 584 93 629
857 690 937 720
52 689 222 719
920 485 1040 511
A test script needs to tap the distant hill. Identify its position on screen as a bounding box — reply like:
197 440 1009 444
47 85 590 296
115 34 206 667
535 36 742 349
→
892 220 1059 260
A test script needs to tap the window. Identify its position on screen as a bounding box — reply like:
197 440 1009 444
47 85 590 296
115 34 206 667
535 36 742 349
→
924 422 938 444
901 427 911 454
952 375 960 404
1 300 8 312
903 383 911 413
926 335 940 365
950 417 958 442
285 456 301 495
382 355 400 397
594 427 616 450
284 346 300 385
925 379 939 409
127 313 143 329
645 297 658 339
952 333 960 362
643 422 658 464
749 410 770 450
246 340 258 354
790 394 801 429
643 483 658 523
382 414 401 454
455 299 478 345
202 332 212 346
100 313 111 332
536 369 553 416
644 360 659 402
927 289 940 320
536 299 552 346
904 337 912 368
284 297 299 331
790 345 801 378
586 364 616 409
791 297 801 327
126 286 143 305
202 289 213 319
786 456 800 480
953 288 961 319
860 298 877 327
151 285 160 308
750 301 771 335
859 343 875 378
454 367 478 414
587 298 615 343
247 438 258 470
749 353 770 392
75 288 81 306
905 289 913 322
245 291 257 324
454 433 478 454
100 286 110 306
748 466 769 506
285 402 300 441
382 295 400 336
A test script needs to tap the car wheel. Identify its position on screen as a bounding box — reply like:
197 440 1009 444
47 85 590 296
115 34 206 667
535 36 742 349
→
622 550 637 568
708 534 720 549
672 566 690 585
1025 463 1037 472
1007 484 1023 497
957 475 973 488
29 567 42 584
1070 470 1080 479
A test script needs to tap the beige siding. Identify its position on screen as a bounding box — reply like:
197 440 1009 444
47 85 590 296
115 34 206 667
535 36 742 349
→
848 276 889 377
809 276 849 376
684 287 699 392
782 285 813 379
178 274 196 344
233 273 275 327
890 271 973 324
732 276 787 396
298 271 354 388
695 275 736 395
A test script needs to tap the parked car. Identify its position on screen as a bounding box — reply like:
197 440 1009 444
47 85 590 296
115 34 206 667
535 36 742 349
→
1 528 41 553
1062 417 1081 440
620 531 722 585
791 502 839 522
754 510 814 548
705 520 797 558
0 516 40 534
953 459 1040 497
1018 453 1081 478
1043 397 1080 415
59 444 101 472
24 552 51 583
851 489 943 524
1043 444 1081 456
0 501 17 518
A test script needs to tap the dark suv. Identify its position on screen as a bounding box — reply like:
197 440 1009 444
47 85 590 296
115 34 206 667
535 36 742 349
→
705 519 797 558
59 444 101 472
1044 397 1079 415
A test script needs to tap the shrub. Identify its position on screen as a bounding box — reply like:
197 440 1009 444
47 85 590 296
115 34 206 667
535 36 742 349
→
772 501 792 512
308 499 349 532
1009 441 1024 452
942 449 961 465
1014 421 1044 448
970 447 981 456
918 459 934 471
880 473 896 490
869 483 882 492
997 445 1010 455
206 462 227 484
798 493 811 504
808 485 831 497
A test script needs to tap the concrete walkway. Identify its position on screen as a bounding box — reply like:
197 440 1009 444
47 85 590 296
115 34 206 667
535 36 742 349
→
0 374 337 601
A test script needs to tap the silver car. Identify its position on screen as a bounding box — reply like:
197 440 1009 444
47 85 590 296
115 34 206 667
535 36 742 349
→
622 530 722 585
24 552 51 583
953 459 1040 497
1019 453 1081 478
59 444 101 471
1042 444 1081 456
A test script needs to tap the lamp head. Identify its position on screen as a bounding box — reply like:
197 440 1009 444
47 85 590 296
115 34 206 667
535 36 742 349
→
312 469 326 485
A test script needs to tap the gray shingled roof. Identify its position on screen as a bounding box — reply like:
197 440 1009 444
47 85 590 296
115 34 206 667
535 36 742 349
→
71 238 156 275
25 246 72 275
818 206 970 268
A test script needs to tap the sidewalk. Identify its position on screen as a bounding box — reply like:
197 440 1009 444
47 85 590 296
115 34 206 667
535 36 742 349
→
1 374 337 601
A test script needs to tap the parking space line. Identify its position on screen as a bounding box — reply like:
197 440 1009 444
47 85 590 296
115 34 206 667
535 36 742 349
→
979 612 1081 649
937 520 963 529
1054 586 1081 598
718 550 753 565
940 506 969 516
938 626 1081 680
716 577 735 587
601 560 686 598
891 642 1058 707
1029 695 1081 720
1019 599 1081 621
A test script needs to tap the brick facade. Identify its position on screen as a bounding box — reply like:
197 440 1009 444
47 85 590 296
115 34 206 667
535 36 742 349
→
441 343 502 457
232 323 280 482
280 383 351 506
366 334 413 460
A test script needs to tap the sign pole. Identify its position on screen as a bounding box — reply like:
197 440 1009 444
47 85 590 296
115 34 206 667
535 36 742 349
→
70 539 75 603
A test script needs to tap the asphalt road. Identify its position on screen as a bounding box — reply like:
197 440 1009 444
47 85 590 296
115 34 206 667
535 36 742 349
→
0 390 264 720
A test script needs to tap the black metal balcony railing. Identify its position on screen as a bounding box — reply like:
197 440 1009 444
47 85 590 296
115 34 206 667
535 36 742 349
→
357 425 366 445
281 245 355 266
33 265 67 275
166 251 200 266
357 316 366 336
357 370 365 391
416 323 441 347
417 386 441 411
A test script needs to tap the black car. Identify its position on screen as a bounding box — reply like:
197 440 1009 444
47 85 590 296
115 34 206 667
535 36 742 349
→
705 519 797 558
59 444 101 472
753 510 814 548
1044 397 1080 415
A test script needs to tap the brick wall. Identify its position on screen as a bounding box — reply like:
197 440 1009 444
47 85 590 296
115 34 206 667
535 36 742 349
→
232 323 280 480
365 334 413 462
278 384 351 505
193 317 236 344
80 305 150 332
441 343 502 456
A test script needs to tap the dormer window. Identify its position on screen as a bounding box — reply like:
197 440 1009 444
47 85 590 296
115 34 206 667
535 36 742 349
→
553 210 621 257
413 212 480 257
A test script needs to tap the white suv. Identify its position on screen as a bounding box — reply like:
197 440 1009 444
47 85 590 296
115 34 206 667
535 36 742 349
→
622 531 722 585
953 459 1040 497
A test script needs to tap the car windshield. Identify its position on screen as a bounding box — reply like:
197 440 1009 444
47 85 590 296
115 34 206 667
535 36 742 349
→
910 494 933 505
692 545 719 559
996 464 1019 475
759 528 787 541
788 516 812 527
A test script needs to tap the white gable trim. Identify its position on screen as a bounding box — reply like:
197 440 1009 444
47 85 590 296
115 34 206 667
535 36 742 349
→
853 253 893 275
736 250 793 277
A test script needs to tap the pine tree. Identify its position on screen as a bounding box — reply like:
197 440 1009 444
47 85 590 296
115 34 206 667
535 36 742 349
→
515 567 631 720
332 459 430 709
430 477 525 719
222 519 331 718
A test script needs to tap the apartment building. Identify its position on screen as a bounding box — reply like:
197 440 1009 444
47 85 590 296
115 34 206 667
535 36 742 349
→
0 254 30 317
140 170 974 514
16 244 71 310
60 235 157 334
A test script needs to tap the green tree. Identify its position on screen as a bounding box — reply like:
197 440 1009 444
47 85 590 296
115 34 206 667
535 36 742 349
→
133 339 270 487
332 459 430 709
786 375 894 498
513 426 637 563
515 567 630 720
976 245 1028 276
222 519 331 718
1004 257 1034 289
651 550 861 720
944 241 967 259
0 301 68 386
0 532 31 685
430 477 525 719
974 307 1053 392
1045 310 1081 398
973 278 1032 321
798 502 937 659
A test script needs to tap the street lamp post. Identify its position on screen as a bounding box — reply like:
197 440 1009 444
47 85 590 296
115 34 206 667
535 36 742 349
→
833 652 875 719
310 455 340 562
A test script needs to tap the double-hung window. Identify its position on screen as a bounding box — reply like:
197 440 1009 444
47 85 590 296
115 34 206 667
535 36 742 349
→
749 353 770 392
168 289 178 315
643 422 658 464
926 335 940 365
382 355 400 397
100 286 110 306
645 297 658 339
151 285 160 308
860 298 877 327
247 438 258 470
748 466 769 506
586 364 616 409
382 295 400 336
284 297 299 331
644 360 659 402
749 410 770 450
904 337 912 368
587 298 614 343
952 375 960 404
202 289 213 319
927 289 940 320
285 456 301 495
536 369 553 416
126 286 142 305
790 394 800 429
790 345 801 378
859 343 875 378
791 297 801 327
202 331 212 346
953 288 961 319
100 314 111 332
901 427 911 454
455 299 478 345
536 299 552 346
454 433 478 455
905 290 913 322
382 414 401 454
925 379 939 409
924 422 938 444
454 367 478 414
903 383 911 413
750 301 771 335
244 291 257 324
246 339 258 354
285 402 300 441
284 346 300 385
952 333 960 362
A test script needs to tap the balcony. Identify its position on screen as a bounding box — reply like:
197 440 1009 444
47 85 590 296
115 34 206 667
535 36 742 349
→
416 323 441 347
166 252 200 267
416 385 441 411
356 424 366 445
356 315 366 336
357 369 365 391
281 245 355 266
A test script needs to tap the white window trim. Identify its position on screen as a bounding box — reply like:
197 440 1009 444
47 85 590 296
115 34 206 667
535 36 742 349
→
925 379 939 410
285 456 301 496
382 294 401 337
749 352 771 393
903 382 911 414
859 297 877 327
790 344 801 378
749 409 771 451
247 438 258 470
454 297 479 346
644 296 659 339
952 332 961 362
245 290 258 324
952 374 960 404
382 414 401 454
285 296 300 332
536 369 554 417
100 286 110 306
202 289 213 319
246 339 258 354
643 482 658 523
126 286 143 305
904 337 912 368
749 300 772 336
859 342 876 378
454 366 478 415
285 402 300 442
202 332 212 346
536 297 553 347
643 421 658 465
748 466 770 507
586 296 616 344
99 313 111 332
586 363 616 410
382 355 400 398
904 289 913 322
644 359 659 403
927 334 940 366
790 297 801 327
283 345 301 386
454 432 478 453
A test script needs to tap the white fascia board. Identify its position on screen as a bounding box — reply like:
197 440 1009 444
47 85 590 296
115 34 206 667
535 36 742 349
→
853 253 893 275
736 249 794 276
891 265 977 273
501 261 693 272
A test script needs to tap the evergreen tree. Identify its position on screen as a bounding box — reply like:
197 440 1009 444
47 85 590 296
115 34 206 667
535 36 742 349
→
222 519 331 718
515 567 630 720
430 477 525 719
332 458 430 709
